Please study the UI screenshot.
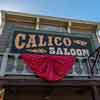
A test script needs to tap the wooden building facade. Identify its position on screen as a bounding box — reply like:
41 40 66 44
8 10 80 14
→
0 10 100 100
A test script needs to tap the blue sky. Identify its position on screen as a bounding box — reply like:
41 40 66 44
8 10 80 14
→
0 0 100 22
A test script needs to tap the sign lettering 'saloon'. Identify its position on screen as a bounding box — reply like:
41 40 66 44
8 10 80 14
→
11 31 91 57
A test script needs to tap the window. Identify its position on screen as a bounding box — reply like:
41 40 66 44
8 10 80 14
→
74 59 83 75
6 55 15 72
16 59 24 73
25 64 33 73
6 14 36 29
40 25 67 32
7 22 35 29
82 59 88 74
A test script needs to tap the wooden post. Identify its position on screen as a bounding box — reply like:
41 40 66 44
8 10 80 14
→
91 86 99 100
67 21 71 33
36 17 40 30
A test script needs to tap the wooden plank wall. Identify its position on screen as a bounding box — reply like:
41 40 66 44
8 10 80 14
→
0 14 97 53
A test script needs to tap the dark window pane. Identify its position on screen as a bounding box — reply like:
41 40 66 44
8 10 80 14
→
16 59 24 73
82 59 88 74
25 65 33 73
6 55 15 72
40 25 67 32
74 59 82 74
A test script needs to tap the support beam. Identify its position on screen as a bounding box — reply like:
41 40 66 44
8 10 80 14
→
91 86 99 100
96 25 100 44
0 11 6 35
67 21 71 33
36 17 40 30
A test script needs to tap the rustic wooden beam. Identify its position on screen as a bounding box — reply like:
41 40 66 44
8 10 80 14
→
0 76 100 86
91 86 99 100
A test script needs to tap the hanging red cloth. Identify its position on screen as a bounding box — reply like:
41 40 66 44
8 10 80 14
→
19 54 76 81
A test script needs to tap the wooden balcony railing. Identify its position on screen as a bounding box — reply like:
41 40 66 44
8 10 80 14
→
0 52 94 77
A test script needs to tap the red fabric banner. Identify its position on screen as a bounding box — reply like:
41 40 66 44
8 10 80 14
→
19 54 76 81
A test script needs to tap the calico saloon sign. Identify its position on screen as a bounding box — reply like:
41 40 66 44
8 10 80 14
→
11 31 91 57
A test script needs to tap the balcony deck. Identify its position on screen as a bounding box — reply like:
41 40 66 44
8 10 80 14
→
0 51 100 78
0 50 100 86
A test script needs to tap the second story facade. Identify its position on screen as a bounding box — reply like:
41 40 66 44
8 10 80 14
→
0 10 100 80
